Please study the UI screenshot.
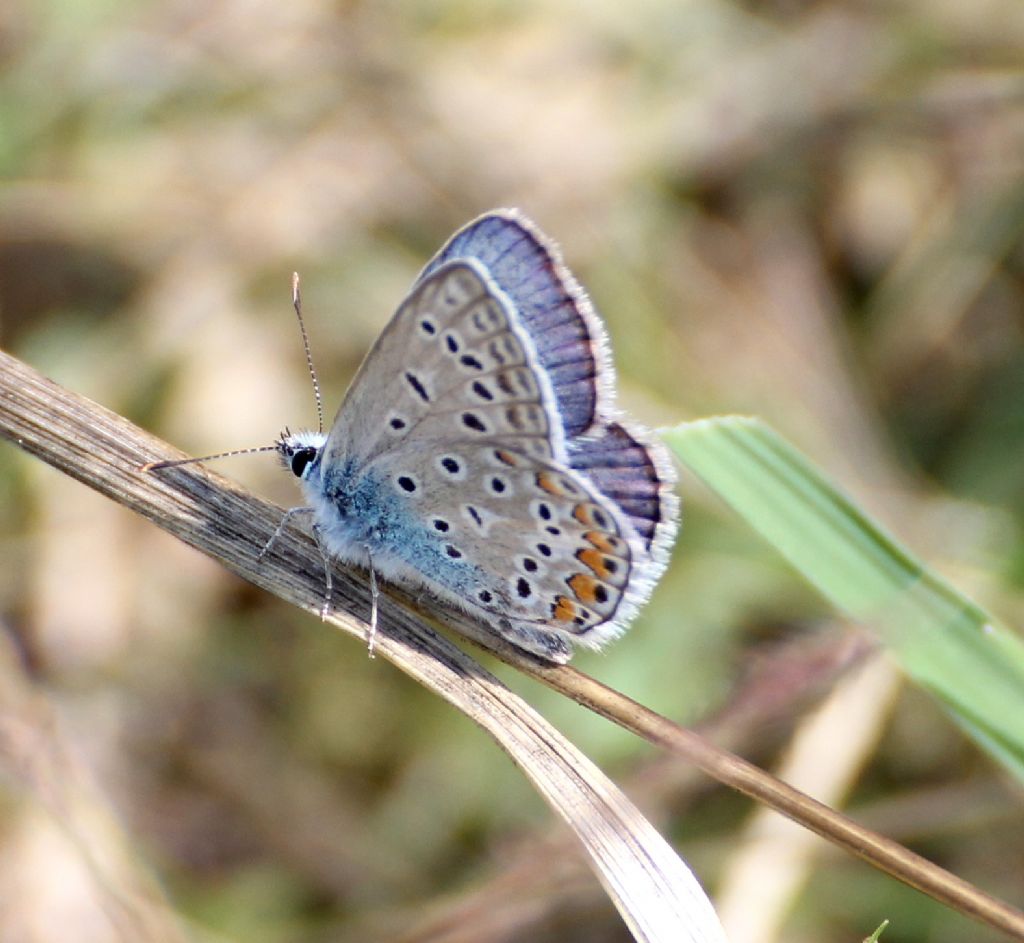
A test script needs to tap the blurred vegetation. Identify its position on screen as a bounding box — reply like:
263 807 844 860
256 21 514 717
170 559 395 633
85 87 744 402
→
1 1 1023 941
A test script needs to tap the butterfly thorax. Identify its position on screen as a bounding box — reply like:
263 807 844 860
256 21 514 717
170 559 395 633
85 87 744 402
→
280 436 485 602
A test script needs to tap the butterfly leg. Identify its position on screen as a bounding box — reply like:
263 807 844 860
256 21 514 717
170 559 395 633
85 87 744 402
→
258 505 314 562
365 545 379 659
310 523 334 620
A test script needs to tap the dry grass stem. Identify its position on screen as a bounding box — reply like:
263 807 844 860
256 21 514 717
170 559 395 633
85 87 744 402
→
3 350 1023 940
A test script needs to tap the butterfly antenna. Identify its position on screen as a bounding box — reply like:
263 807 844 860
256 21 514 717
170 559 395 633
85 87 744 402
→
292 272 324 434
141 444 279 473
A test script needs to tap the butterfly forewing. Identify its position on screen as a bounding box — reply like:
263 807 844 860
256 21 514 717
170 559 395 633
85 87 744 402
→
419 211 608 439
323 261 566 470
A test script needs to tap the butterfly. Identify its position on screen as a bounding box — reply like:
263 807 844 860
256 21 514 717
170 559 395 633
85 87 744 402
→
273 210 678 663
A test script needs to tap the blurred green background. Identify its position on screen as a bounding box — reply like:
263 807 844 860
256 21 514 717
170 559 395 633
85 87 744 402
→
1 1 1023 941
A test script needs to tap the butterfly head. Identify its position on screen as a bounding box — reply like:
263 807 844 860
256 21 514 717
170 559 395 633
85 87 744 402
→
276 428 327 481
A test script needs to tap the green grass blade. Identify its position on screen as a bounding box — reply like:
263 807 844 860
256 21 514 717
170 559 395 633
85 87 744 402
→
664 416 1024 780
864 921 890 943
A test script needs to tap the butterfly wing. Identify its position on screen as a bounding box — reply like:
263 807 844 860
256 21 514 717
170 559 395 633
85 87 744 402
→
322 259 569 468
419 209 610 439
423 211 678 574
314 216 677 660
365 436 645 661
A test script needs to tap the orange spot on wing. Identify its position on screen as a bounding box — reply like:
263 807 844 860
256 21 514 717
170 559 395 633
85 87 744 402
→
576 548 612 580
536 471 564 495
584 531 616 554
494 449 518 466
572 504 594 525
568 573 599 604
552 596 577 623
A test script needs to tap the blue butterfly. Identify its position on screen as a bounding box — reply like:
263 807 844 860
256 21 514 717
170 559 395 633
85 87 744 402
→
276 210 678 662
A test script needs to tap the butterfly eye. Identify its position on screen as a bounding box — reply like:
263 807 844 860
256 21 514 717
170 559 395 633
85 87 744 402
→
290 446 318 479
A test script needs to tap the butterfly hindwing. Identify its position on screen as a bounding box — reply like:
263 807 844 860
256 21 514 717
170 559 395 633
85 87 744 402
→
364 437 640 641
